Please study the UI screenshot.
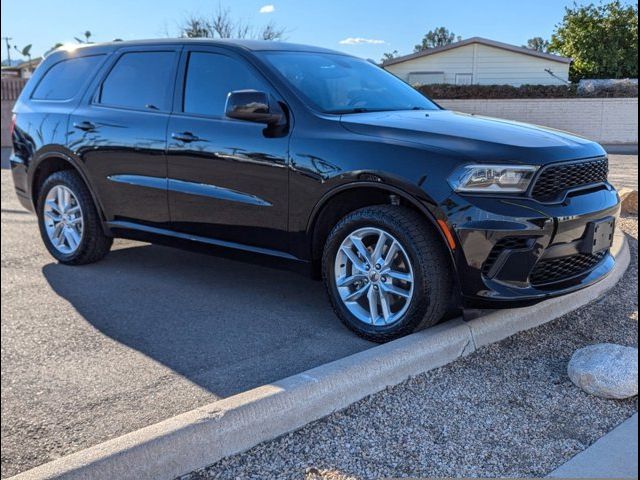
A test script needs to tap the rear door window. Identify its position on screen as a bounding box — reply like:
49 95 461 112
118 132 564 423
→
32 55 104 101
98 51 175 111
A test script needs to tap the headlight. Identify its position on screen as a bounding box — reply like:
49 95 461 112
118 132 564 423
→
448 164 539 193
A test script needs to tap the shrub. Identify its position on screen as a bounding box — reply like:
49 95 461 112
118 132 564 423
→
416 82 637 99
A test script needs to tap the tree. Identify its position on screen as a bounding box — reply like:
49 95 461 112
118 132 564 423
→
261 21 287 41
524 37 549 53
549 1 638 81
44 43 63 56
179 3 286 41
181 17 212 38
74 30 93 44
381 50 399 63
414 27 460 52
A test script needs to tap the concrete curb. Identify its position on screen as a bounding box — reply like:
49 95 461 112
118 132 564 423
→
10 232 631 480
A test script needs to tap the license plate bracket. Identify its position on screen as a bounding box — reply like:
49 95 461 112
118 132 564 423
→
582 217 615 254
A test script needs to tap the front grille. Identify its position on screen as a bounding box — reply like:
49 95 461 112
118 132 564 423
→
531 158 608 202
482 237 532 275
530 251 607 286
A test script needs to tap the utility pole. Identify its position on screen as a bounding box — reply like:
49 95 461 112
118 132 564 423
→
1 36 12 64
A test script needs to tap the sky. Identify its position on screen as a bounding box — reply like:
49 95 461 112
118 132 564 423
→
1 0 633 62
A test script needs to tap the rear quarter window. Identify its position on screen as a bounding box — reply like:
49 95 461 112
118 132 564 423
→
32 55 104 101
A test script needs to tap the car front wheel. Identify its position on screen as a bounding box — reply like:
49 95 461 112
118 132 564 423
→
322 205 453 343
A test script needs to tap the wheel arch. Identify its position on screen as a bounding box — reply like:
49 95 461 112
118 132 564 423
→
29 152 110 234
307 182 458 275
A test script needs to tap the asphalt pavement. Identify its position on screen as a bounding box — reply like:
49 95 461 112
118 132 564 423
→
0 168 372 478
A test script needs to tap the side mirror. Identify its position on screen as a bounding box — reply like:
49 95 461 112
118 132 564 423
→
225 90 284 126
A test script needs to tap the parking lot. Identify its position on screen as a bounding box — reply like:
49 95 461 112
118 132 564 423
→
0 167 375 478
1 153 637 478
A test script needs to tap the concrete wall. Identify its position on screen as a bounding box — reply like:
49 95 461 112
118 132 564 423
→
385 43 570 86
438 97 638 144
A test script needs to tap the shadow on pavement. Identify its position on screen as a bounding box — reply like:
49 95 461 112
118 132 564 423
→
42 242 373 398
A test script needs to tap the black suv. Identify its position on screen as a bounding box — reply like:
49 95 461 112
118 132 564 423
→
10 39 620 342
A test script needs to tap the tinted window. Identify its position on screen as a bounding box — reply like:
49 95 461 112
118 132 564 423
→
183 52 269 116
99 51 175 110
259 52 439 114
32 55 104 101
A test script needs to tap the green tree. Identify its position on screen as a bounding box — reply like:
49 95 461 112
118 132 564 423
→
380 50 399 63
44 43 63 56
74 30 93 44
414 27 460 52
524 37 549 52
549 1 638 81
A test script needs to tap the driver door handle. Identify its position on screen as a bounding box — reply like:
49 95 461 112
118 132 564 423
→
172 131 200 143
73 121 96 131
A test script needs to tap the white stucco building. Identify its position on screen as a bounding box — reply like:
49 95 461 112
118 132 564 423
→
382 37 571 86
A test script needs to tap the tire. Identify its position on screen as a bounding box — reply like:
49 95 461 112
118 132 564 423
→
322 205 453 343
36 169 113 265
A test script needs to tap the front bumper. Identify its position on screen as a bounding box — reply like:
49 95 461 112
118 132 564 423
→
444 185 621 306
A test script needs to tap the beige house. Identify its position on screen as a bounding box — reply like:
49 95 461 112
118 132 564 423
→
383 37 571 86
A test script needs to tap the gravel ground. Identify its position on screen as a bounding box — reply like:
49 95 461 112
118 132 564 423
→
183 216 638 480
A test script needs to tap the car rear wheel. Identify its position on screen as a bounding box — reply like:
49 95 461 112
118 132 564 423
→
322 205 453 343
37 170 112 265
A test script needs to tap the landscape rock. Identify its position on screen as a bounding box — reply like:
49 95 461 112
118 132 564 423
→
618 188 638 215
568 344 638 399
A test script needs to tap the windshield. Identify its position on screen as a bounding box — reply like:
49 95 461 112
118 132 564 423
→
259 51 440 114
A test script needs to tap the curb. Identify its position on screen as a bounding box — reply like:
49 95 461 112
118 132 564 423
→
10 232 631 480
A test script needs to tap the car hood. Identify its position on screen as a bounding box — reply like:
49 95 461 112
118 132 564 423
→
339 109 605 164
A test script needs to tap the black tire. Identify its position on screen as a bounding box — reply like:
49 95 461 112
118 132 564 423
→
322 205 453 343
36 170 113 265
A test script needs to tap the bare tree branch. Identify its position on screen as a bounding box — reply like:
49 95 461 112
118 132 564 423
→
260 21 286 41
211 4 234 38
176 3 286 40
181 15 213 38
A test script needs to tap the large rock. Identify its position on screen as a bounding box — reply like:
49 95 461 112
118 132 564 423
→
618 188 638 215
568 344 638 399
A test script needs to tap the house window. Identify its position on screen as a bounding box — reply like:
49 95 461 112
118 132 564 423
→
455 73 473 85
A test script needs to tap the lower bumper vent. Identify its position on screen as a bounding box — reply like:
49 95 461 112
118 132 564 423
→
482 237 533 276
530 251 607 286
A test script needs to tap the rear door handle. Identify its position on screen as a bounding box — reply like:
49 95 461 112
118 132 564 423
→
171 131 200 143
73 121 96 131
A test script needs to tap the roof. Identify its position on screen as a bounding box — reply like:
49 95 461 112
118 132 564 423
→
54 38 345 55
16 57 42 69
1 57 41 71
382 37 572 67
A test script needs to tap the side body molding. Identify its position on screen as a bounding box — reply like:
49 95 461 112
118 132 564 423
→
107 174 273 207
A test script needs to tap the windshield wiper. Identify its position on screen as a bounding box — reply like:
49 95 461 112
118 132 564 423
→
330 106 432 114
329 107 397 115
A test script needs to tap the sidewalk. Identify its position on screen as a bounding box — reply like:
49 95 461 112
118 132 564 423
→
548 414 638 478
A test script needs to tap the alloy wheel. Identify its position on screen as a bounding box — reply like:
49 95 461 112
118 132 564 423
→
334 227 415 326
43 185 84 254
